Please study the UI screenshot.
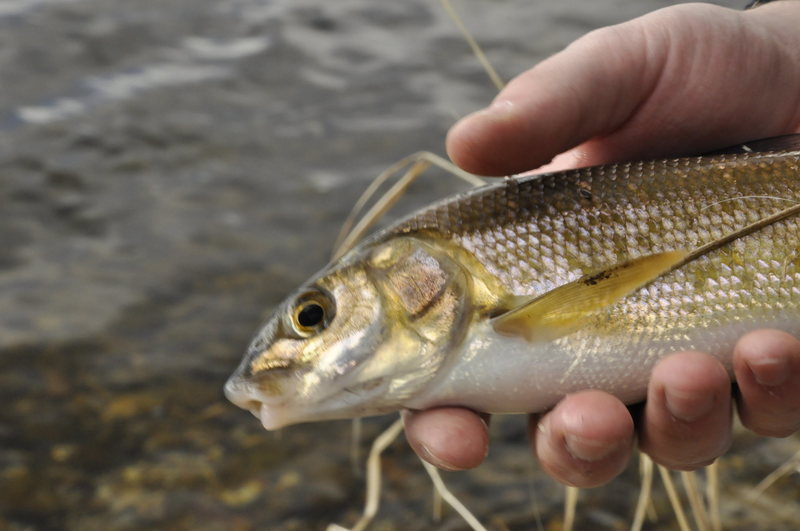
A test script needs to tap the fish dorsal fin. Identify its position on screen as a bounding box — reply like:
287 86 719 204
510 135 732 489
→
703 134 800 155
491 250 688 342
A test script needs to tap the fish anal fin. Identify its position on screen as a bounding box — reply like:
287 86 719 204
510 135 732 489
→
491 250 688 342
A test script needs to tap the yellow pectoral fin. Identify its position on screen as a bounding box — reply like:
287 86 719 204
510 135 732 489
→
491 250 688 342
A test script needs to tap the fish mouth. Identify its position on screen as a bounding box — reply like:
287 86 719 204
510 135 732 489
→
224 376 293 430
224 376 258 410
258 403 293 430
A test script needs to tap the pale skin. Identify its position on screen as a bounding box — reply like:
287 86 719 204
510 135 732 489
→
404 1 800 487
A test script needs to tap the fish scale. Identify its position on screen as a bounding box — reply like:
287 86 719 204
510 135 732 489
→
391 149 800 411
225 138 800 428
394 152 799 296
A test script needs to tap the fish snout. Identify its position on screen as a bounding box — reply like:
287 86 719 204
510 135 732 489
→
223 376 262 414
224 375 294 430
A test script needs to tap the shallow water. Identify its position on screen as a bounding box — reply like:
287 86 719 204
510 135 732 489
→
1 0 798 529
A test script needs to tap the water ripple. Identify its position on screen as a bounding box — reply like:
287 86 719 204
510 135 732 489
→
15 36 271 125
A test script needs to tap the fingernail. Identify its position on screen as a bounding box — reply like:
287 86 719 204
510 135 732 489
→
747 356 790 387
488 99 515 113
537 421 547 435
478 417 490 459
564 433 618 462
467 99 515 123
664 387 715 422
418 444 463 472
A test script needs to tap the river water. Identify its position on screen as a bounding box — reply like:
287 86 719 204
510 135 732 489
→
1 0 798 529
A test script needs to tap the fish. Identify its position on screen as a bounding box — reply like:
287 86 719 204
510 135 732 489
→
225 135 800 430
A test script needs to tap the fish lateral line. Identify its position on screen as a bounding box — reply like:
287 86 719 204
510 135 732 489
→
491 250 688 343
676 200 800 271
490 200 800 343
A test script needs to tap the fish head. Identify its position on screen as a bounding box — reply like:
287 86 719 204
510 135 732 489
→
224 235 475 429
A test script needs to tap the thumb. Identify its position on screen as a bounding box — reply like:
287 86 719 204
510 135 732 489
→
446 4 800 176
445 18 666 176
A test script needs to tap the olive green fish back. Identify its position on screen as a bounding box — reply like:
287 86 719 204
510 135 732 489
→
390 151 800 299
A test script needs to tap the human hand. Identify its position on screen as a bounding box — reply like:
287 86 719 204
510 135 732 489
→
405 2 800 487
405 330 800 487
446 2 800 176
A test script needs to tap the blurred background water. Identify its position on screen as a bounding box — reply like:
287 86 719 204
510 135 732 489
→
2 0 799 529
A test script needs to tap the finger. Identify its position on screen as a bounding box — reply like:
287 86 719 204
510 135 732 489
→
638 351 732 470
446 4 800 177
531 391 634 487
446 22 663 176
734 329 800 437
402 407 489 470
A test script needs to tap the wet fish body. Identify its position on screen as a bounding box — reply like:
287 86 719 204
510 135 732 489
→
225 137 800 429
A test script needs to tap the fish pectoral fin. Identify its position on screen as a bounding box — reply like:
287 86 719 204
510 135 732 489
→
491 250 688 342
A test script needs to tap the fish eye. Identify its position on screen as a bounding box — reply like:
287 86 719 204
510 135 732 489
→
289 290 334 337
297 302 324 328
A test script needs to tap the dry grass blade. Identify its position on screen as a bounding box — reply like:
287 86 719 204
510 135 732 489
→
657 465 691 531
751 446 800 498
421 459 488 531
432 483 443 523
344 417 404 531
681 470 710 531
631 453 654 531
350 418 362 474
333 155 425 257
333 159 430 261
705 461 722 531
439 0 505 91
332 151 484 260
563 485 579 531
